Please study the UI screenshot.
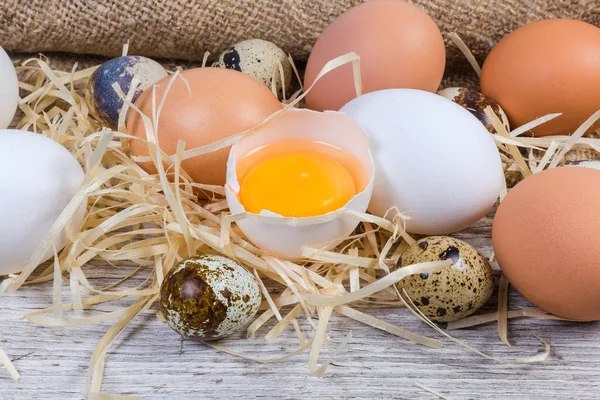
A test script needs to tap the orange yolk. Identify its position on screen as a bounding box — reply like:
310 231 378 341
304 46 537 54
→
239 152 357 218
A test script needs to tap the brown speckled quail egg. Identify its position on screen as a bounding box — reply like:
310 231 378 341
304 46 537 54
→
438 87 510 134
396 236 495 323
160 255 261 340
564 160 600 170
213 39 292 99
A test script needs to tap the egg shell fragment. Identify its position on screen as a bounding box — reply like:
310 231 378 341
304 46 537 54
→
340 89 504 235
0 46 19 129
159 255 261 340
225 108 374 258
397 236 495 323
0 130 85 275
213 39 292 99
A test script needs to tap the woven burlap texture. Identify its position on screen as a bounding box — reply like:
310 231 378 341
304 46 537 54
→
2 0 599 64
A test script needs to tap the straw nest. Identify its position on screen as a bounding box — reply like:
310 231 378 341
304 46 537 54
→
0 42 599 399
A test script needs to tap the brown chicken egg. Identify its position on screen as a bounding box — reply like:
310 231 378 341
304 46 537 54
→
304 0 445 112
127 67 282 187
481 19 600 137
396 236 495 323
493 167 600 320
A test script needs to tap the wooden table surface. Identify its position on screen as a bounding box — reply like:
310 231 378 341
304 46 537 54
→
1 212 599 400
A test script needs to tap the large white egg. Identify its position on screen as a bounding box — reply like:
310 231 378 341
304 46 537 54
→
0 130 85 275
340 89 503 235
0 47 19 129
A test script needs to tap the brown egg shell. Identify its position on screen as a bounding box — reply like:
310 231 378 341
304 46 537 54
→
304 0 446 112
396 236 495 323
492 167 600 321
481 19 600 137
159 255 261 340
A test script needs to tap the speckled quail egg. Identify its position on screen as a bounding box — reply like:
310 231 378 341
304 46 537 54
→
438 87 510 134
160 255 261 340
564 160 600 170
86 55 168 127
213 39 292 99
396 236 495 323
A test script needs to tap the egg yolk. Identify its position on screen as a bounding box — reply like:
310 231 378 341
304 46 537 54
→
239 152 357 218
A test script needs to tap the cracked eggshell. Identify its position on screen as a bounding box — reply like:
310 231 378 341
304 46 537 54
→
0 130 85 275
225 108 374 258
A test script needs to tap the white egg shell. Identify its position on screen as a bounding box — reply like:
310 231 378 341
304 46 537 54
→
225 108 374 258
213 39 292 99
0 130 85 275
340 89 504 235
0 46 19 129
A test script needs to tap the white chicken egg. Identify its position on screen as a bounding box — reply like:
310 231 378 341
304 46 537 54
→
340 89 504 235
225 108 374 258
0 130 85 275
0 46 19 129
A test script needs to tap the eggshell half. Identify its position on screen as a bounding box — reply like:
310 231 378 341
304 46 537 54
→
225 108 374 258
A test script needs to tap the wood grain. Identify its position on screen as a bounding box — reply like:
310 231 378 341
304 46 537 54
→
1 213 600 400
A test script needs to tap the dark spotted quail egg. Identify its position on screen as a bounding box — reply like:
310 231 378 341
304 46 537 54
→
396 236 495 323
86 55 168 126
160 255 261 340
213 39 292 99
438 87 510 134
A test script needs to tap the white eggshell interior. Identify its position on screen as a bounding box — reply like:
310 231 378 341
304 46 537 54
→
0 47 19 129
226 108 374 258
340 89 504 235
0 130 86 275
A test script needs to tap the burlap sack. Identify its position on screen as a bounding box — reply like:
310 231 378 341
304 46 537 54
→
1 0 598 66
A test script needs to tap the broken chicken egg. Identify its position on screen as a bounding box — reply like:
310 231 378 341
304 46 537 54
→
225 108 374 258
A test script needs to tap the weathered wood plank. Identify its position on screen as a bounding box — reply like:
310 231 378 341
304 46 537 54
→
1 212 599 400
